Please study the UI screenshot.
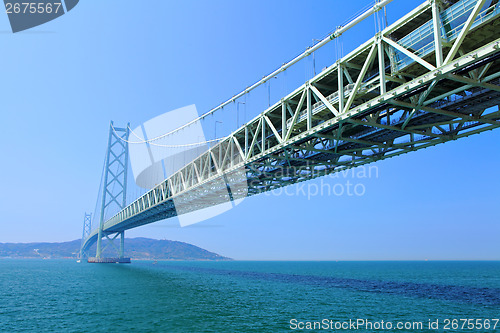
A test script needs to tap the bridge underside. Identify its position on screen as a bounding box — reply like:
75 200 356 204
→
82 0 500 254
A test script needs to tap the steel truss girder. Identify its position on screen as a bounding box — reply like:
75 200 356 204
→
82 1 500 252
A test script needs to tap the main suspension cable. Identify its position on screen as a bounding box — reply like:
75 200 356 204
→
111 124 225 148
116 0 393 144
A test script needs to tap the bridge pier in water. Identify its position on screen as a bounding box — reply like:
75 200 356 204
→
88 257 131 264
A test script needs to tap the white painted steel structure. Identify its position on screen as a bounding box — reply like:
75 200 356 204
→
82 0 500 255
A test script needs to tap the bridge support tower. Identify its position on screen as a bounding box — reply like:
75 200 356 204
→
78 213 92 260
91 121 131 263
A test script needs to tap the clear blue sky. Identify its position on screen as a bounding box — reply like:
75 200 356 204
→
0 0 498 260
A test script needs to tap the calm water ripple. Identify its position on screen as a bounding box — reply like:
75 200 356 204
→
0 260 499 332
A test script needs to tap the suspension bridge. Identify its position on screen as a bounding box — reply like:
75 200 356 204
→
80 0 500 262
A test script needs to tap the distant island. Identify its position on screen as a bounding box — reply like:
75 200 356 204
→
0 237 231 260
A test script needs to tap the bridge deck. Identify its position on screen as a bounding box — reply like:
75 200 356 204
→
83 0 500 253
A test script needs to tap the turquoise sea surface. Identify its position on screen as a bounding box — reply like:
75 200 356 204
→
0 260 499 332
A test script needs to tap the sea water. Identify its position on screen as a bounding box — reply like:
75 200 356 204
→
0 260 499 332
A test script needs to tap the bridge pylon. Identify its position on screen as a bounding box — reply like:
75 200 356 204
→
78 213 92 259
91 121 131 263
